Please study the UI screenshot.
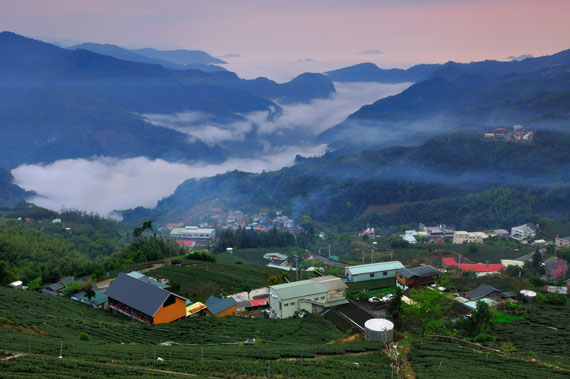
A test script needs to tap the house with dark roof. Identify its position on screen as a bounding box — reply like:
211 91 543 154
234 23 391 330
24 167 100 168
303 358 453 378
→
396 265 441 289
465 285 506 301
41 282 65 296
105 273 186 324
58 276 75 286
204 296 238 317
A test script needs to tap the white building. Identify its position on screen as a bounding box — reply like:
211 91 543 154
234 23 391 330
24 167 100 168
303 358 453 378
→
269 276 347 319
453 231 488 244
170 226 216 246
510 223 536 241
345 261 404 282
400 234 417 244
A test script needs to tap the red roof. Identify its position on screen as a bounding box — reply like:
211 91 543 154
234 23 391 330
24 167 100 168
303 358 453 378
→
442 257 504 272
175 240 195 247
459 263 505 272
442 257 458 266
515 131 525 136
249 298 269 307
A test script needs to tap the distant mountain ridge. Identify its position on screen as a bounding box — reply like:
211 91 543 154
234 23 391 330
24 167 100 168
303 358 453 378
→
325 62 441 83
319 48 570 151
132 47 226 65
0 167 30 207
69 42 227 72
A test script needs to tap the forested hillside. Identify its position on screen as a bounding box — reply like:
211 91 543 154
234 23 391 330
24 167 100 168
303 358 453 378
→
123 130 570 230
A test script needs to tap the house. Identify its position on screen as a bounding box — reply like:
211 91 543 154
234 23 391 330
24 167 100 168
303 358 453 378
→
127 271 169 290
344 261 404 282
204 296 238 317
59 276 75 286
175 240 195 249
263 253 288 261
244 298 270 312
105 273 186 324
170 226 216 246
555 236 570 248
511 223 536 241
41 282 65 296
442 257 505 276
404 230 418 236
359 227 376 239
493 229 510 239
543 285 568 295
465 285 506 301
80 291 108 309
400 234 417 244
500 259 524 268
269 276 347 319
311 276 348 304
428 236 444 244
453 231 488 244
396 266 441 289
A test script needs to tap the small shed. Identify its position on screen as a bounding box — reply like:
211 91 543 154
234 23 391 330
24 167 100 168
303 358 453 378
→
204 296 238 317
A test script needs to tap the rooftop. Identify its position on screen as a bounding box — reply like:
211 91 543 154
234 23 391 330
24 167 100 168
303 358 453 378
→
466 284 503 300
398 265 440 279
105 273 183 317
346 261 404 276
270 279 326 300
205 296 237 315
311 275 347 292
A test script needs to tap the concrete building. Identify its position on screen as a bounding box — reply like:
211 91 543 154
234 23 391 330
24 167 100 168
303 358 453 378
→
170 226 216 246
453 231 488 244
269 276 347 319
555 236 570 248
510 223 536 241
345 261 404 282
400 234 417 244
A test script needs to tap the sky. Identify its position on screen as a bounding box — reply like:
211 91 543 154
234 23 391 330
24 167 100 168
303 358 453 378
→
2 0 570 80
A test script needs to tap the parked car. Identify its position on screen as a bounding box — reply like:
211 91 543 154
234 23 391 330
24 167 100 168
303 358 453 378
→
381 294 394 303
368 296 382 303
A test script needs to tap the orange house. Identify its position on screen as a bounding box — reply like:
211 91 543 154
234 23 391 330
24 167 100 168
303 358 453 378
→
204 295 238 317
105 273 186 324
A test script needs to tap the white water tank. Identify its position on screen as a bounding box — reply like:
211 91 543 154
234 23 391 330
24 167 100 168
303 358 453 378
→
519 290 536 302
364 318 394 342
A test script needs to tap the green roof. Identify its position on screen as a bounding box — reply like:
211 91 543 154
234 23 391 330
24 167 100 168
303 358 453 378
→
346 261 404 276
80 291 108 306
270 280 326 300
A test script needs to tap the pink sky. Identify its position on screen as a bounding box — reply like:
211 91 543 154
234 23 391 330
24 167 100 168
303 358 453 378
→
2 0 569 77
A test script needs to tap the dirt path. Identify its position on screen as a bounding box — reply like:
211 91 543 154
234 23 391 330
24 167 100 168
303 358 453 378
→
140 262 165 273
399 344 416 379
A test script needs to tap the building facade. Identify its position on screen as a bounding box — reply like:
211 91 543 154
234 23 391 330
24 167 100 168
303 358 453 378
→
344 262 404 282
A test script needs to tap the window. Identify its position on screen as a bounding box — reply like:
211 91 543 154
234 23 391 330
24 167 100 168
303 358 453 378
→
370 273 375 278
383 271 388 276
283 303 288 307
321 296 325 300
314 298 319 301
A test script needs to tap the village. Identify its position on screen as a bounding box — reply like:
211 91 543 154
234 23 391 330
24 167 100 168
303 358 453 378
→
7 215 566 351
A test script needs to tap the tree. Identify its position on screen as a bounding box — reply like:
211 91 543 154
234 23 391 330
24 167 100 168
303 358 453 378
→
83 284 96 302
386 287 403 329
470 300 493 335
401 288 452 337
390 236 409 249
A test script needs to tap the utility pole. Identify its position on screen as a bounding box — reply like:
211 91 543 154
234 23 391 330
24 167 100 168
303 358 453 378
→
28 335 31 353
59 341 63 358
328 245 331 259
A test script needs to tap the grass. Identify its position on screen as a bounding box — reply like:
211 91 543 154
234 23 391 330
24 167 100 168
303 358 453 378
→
409 339 570 378
0 286 392 378
146 260 284 301
493 311 524 323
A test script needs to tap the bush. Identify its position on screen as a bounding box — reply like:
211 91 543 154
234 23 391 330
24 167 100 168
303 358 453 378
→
79 332 91 341
544 292 567 305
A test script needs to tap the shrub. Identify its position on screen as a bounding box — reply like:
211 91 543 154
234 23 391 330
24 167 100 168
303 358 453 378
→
544 292 567 305
79 332 91 341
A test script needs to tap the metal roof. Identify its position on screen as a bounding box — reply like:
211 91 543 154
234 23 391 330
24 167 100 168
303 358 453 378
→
311 276 347 292
127 271 169 289
205 296 237 315
105 273 182 317
398 265 440 279
270 280 326 300
346 261 404 276
466 285 503 300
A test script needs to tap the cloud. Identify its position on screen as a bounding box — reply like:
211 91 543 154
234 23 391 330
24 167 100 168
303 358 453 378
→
11 145 327 217
506 54 534 61
356 49 384 55
219 53 241 58
248 81 412 136
141 112 253 146
142 81 412 145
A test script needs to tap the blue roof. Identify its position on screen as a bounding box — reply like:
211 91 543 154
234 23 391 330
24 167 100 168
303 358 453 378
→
346 262 404 276
205 296 237 315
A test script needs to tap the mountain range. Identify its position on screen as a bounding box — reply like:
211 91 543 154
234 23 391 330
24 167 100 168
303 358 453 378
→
69 43 227 72
319 49 570 151
0 31 335 168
